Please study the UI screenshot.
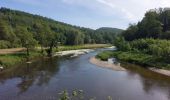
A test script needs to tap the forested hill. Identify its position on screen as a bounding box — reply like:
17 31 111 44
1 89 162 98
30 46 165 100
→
96 27 123 33
0 7 122 49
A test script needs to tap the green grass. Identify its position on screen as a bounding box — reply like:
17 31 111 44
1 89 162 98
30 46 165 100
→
97 50 170 69
0 51 41 68
57 44 111 51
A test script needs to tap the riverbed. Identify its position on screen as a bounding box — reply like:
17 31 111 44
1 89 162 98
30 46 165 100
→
0 48 170 100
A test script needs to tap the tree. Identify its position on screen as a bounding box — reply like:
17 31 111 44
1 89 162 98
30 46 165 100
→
45 32 59 57
138 11 162 38
159 8 170 32
84 34 91 44
0 20 16 47
65 29 84 45
15 26 37 58
122 24 138 41
33 23 48 53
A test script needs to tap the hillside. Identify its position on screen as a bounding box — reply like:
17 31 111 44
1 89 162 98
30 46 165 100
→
0 7 122 49
96 27 123 34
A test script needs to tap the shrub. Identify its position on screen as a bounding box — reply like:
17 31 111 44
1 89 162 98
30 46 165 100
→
96 51 114 61
0 40 11 49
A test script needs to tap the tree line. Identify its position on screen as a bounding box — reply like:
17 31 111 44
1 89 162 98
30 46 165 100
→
122 8 170 41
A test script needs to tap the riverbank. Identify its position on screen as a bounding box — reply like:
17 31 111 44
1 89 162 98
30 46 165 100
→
96 50 170 76
0 51 42 69
89 57 126 71
0 44 110 69
55 45 114 57
149 68 170 76
57 44 111 51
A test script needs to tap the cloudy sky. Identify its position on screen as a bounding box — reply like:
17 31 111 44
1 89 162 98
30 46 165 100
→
0 0 170 29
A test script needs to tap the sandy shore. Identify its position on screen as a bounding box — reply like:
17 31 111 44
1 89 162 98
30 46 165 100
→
54 49 94 57
149 68 170 77
0 48 25 54
89 57 126 71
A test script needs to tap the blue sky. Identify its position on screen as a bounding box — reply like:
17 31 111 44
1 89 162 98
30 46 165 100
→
0 0 170 29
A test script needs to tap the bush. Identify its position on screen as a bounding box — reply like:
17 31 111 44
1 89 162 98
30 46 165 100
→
96 51 114 61
0 40 11 49
130 38 170 60
114 37 131 51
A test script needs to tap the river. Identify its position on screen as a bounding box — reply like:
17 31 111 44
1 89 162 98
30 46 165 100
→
0 48 170 100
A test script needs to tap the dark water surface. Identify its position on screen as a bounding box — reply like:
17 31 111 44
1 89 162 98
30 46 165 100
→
0 49 170 100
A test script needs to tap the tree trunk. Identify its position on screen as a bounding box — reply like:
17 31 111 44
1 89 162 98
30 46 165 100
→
26 47 30 61
47 40 54 57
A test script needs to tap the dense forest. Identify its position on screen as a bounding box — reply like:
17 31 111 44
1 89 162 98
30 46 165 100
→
0 7 122 49
114 8 170 68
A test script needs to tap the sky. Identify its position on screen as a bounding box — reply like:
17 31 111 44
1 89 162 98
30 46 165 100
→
0 0 170 29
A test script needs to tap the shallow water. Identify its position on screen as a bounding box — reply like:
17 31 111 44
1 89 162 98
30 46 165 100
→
0 49 170 100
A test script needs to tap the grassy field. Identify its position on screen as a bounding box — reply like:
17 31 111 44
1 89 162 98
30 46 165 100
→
96 50 170 69
0 44 111 69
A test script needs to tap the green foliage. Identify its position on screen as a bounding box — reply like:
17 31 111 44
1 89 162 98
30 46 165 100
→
114 37 131 51
15 26 38 48
59 90 84 100
112 37 170 68
96 27 123 33
58 90 113 100
121 24 139 41
116 8 170 69
122 8 170 41
113 51 153 65
0 51 41 68
138 11 162 38
0 7 121 49
97 50 170 69
96 51 114 61
130 38 170 60
0 40 11 49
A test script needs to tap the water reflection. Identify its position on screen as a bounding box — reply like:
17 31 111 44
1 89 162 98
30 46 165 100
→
0 57 60 95
122 63 170 99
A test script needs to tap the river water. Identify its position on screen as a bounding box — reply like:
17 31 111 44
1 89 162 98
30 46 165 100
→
0 49 170 100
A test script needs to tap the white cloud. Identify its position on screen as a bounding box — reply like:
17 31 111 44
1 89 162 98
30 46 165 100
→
62 0 170 22
96 0 115 9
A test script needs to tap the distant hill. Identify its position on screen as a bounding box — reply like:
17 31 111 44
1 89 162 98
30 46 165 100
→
96 27 123 34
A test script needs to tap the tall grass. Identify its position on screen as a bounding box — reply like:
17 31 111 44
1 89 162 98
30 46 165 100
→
0 51 41 68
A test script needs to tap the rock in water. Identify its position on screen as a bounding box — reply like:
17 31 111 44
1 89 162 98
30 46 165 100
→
0 66 4 71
